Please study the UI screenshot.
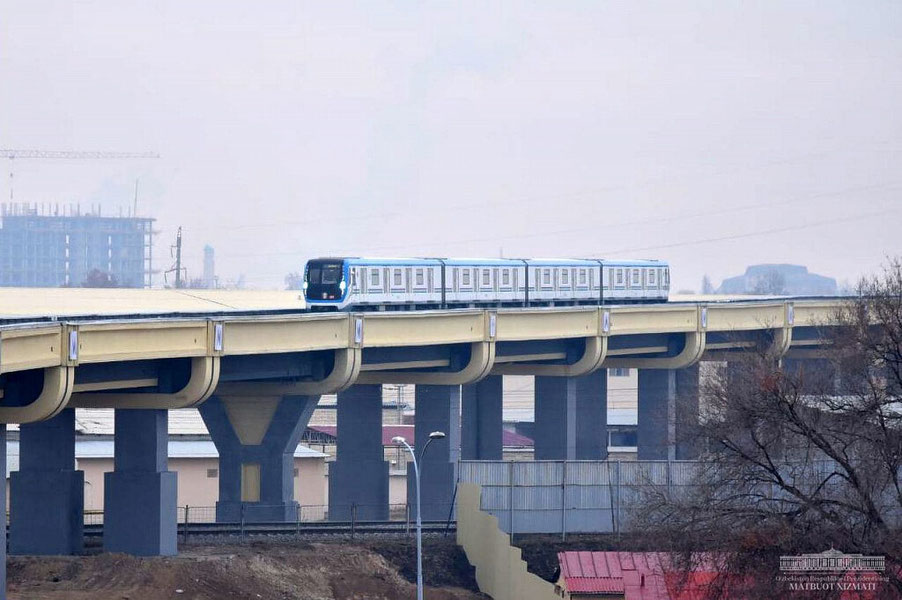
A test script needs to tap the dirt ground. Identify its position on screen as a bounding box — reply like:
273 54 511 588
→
8 538 489 600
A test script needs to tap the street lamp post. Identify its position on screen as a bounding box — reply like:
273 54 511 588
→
392 431 446 600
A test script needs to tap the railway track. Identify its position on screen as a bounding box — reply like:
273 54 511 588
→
83 520 456 538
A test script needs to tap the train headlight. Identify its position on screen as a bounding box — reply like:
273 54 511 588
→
302 281 308 290
339 281 346 291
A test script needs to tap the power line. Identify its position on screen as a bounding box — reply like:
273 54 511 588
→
182 181 900 263
222 203 899 284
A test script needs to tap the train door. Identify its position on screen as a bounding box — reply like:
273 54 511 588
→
493 268 499 294
453 268 459 294
427 268 434 295
405 267 412 296
383 268 390 299
360 268 368 294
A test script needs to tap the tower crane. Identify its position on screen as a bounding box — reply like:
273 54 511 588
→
0 149 160 202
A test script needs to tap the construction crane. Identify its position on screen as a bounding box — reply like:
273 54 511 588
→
0 149 160 201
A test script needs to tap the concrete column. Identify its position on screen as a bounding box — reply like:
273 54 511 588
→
637 366 699 460
783 357 837 394
199 394 318 523
461 375 503 460
534 371 607 460
0 425 7 600
10 408 84 555
329 385 389 520
407 384 461 521
104 409 177 556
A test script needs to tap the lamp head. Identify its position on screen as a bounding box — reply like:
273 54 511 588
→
428 431 446 440
391 436 407 445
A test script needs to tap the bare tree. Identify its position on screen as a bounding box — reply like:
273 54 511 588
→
82 268 119 288
637 259 902 599
285 271 303 291
752 270 787 295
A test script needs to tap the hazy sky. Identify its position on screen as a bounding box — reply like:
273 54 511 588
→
1 2 899 291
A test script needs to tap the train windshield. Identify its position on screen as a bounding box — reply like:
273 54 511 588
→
321 265 342 285
305 260 345 300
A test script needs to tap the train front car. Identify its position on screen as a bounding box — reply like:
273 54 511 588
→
303 258 349 310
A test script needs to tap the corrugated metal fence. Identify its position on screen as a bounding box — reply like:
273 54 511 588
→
459 460 709 535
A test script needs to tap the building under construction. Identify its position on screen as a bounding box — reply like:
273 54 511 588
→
0 203 154 288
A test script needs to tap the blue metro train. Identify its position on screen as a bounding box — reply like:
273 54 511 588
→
302 257 669 310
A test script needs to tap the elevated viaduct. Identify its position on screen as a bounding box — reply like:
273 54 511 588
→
0 288 843 598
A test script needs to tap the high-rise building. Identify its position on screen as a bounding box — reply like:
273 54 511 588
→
0 203 154 288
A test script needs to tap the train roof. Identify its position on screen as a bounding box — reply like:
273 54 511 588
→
524 258 601 266
599 258 668 267
440 258 525 266
321 257 443 266
306 256 668 267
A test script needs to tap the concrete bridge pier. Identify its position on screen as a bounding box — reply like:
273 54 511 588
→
461 375 503 460
104 409 177 556
533 370 608 460
782 357 837 394
10 408 84 555
0 425 6 600
329 384 389 520
408 384 461 521
200 394 318 523
637 366 699 460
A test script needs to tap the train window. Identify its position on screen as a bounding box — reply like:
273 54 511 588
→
561 269 569 285
462 269 470 286
322 266 342 285
543 269 551 286
502 269 510 286
648 269 656 286
416 269 424 286
351 269 358 289
371 270 379 286
616 269 624 285
579 269 587 285
482 270 490 286
632 269 640 286
664 268 670 286
394 269 402 286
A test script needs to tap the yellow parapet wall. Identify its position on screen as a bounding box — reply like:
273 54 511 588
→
456 482 559 600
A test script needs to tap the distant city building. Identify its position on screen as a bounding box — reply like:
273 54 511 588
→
0 203 153 288
717 264 837 296
203 244 216 288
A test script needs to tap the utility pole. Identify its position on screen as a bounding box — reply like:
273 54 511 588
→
175 227 183 288
165 227 186 288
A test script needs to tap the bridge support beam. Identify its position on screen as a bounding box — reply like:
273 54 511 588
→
10 408 83 555
200 394 318 523
534 371 608 460
461 375 503 460
104 409 177 556
329 384 389 521
408 384 460 521
637 366 699 460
